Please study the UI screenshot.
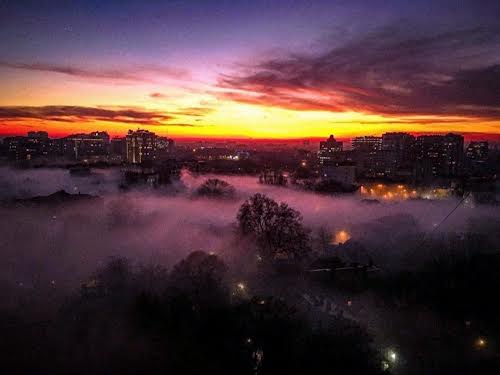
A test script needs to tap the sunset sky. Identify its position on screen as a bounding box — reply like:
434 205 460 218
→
1 0 499 140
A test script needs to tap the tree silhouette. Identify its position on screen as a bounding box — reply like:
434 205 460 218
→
196 178 236 198
237 193 311 264
168 251 228 307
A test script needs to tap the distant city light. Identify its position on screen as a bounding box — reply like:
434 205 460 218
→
333 230 351 244
361 183 424 200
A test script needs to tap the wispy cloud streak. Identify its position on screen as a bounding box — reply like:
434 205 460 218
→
219 25 500 119
0 106 173 126
0 62 191 83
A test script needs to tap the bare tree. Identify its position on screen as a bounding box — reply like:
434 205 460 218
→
237 193 311 263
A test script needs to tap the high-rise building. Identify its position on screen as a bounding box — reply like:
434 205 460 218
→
442 133 464 177
126 129 157 164
466 141 488 175
62 131 110 160
415 133 464 182
352 136 382 152
466 141 488 163
3 136 28 161
415 135 445 181
381 132 415 166
318 135 343 164
3 132 52 160
358 150 398 179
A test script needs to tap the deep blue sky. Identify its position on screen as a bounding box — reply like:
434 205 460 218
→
2 0 498 67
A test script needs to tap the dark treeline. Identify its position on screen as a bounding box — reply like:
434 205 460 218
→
0 252 382 375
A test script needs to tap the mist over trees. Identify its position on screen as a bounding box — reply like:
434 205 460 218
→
1 253 382 375
195 178 236 199
1 169 500 373
237 193 311 264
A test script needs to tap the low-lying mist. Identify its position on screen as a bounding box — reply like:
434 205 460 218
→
1 166 499 310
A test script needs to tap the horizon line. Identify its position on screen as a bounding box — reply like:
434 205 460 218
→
1 130 500 143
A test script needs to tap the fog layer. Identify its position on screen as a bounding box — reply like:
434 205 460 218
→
1 167 498 308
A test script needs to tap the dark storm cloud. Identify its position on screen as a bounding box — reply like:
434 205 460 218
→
0 61 191 83
0 106 173 126
219 25 500 118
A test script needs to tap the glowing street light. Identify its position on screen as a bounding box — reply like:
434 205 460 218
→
475 337 487 349
333 230 351 244
385 348 398 364
381 348 399 372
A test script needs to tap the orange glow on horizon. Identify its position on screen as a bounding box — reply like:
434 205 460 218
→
1 81 499 140
3 107 500 141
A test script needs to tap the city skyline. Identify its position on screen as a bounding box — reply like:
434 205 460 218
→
1 3 499 373
1 0 500 140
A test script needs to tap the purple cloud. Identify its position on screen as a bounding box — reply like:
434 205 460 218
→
219 25 500 119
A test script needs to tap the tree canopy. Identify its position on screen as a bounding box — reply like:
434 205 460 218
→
196 178 236 198
168 251 228 307
237 193 311 263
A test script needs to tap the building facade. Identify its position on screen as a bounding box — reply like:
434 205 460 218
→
415 133 464 182
126 129 157 164
318 135 343 164
352 136 382 152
